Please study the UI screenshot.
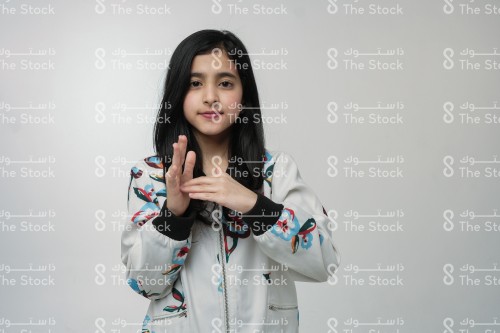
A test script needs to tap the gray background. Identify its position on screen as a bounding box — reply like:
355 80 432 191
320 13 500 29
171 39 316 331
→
1 0 500 332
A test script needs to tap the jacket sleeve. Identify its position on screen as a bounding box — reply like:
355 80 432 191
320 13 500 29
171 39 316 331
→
242 152 341 282
121 160 196 300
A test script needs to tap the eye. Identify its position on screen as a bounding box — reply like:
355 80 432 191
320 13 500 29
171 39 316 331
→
219 80 233 88
190 81 201 88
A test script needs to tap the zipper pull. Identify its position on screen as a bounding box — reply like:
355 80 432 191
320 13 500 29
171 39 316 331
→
268 304 298 311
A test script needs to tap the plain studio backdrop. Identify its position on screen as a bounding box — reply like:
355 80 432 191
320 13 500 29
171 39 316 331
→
1 0 500 331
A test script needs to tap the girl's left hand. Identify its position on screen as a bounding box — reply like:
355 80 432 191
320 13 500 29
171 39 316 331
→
179 172 258 214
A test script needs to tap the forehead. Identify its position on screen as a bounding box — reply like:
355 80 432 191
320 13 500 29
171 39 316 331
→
190 51 239 76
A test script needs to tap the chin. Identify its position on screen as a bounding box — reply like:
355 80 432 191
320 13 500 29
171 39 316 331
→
196 125 231 137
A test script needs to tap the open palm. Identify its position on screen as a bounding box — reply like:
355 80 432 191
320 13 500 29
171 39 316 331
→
165 135 196 217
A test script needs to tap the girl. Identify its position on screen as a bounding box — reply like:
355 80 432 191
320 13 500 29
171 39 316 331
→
122 29 341 333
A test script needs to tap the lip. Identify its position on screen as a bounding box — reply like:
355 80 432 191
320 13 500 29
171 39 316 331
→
200 111 223 114
199 111 223 119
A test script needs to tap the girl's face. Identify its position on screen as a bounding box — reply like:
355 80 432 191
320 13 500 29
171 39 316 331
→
183 50 243 141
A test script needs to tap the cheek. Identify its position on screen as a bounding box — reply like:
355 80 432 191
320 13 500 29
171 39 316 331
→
183 93 196 114
223 91 243 111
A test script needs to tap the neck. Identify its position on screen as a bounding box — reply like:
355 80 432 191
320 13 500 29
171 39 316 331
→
193 128 232 165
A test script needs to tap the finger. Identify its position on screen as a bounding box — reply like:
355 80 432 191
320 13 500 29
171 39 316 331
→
182 150 196 180
178 135 187 168
166 164 178 187
182 176 212 187
172 142 180 176
181 184 217 193
188 192 212 201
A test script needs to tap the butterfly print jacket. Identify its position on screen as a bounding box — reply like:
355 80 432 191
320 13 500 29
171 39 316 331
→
121 149 341 333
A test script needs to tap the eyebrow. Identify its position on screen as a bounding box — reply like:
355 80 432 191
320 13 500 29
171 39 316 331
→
190 71 238 80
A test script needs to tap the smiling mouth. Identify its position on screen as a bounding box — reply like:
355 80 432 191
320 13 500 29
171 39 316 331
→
200 111 223 114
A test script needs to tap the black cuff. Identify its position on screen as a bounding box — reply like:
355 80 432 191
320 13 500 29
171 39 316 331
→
241 193 284 236
152 201 196 241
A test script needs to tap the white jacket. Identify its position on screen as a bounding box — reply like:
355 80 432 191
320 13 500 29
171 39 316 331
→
121 149 341 333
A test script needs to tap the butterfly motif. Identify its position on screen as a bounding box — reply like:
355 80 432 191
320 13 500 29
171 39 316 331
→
163 287 187 313
290 218 317 253
127 278 161 299
144 156 163 169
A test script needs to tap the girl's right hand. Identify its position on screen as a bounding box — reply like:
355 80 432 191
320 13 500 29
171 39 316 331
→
165 135 196 217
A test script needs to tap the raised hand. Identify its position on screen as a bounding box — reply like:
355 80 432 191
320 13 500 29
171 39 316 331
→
179 160 258 214
165 135 196 217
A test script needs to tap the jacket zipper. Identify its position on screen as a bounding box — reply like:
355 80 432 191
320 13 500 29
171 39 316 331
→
152 309 188 321
268 304 298 311
217 204 230 332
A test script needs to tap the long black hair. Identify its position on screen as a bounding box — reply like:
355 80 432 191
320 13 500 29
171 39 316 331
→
153 29 266 220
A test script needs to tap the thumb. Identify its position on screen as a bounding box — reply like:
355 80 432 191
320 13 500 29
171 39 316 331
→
166 165 179 188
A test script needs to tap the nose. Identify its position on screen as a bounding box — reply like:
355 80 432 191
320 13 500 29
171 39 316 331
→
203 84 219 107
